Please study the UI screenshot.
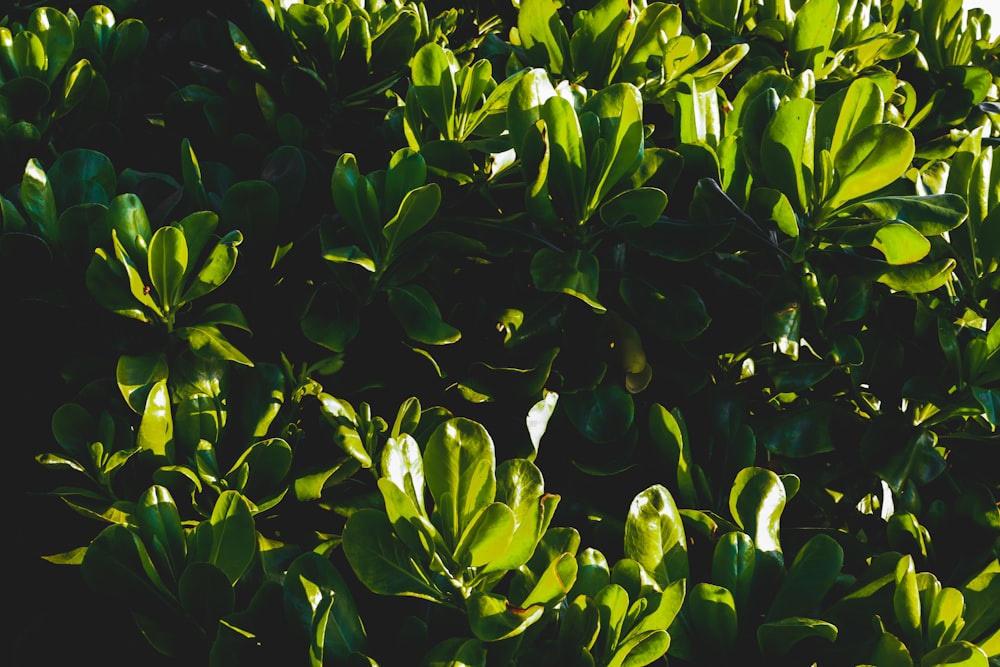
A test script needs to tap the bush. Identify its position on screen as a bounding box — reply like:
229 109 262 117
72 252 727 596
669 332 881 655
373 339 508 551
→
4 0 1000 665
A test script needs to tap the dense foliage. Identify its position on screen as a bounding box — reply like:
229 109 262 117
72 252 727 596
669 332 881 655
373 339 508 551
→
5 0 1000 664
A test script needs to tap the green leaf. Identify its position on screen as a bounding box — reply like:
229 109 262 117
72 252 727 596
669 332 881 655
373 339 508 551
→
518 0 570 77
712 531 755 615
928 588 966 649
177 325 253 366
385 148 428 214
467 592 545 641
526 390 559 460
454 502 516 568
749 188 799 238
13 30 46 79
581 83 644 207
619 277 710 342
508 68 557 155
82 524 176 611
148 226 188 312
381 434 427 515
137 379 172 456
135 485 186 584
520 551 579 608
387 284 461 345
283 552 367 662
895 555 921 646
226 438 292 507
21 158 57 238
382 183 440 259
531 248 605 312
487 458 553 572
767 534 844 621
178 562 234 630
730 467 786 568
961 568 1000 643
761 97 815 212
108 193 151 262
117 353 169 414
624 484 688 587
878 258 956 293
820 77 885 161
203 491 256 585
55 58 95 119
181 138 209 211
600 188 668 228
688 582 738 652
758 402 843 457
844 195 968 236
569 0 630 89
828 124 915 210
29 7 74 83
648 404 697 508
332 153 379 253
625 578 686 641
789 0 838 72
870 631 914 667
608 629 670 667
562 384 635 444
221 180 279 260
919 641 989 667
49 149 116 208
411 42 456 139
869 221 930 265
424 417 497 549
539 95 586 222
757 617 838 657
423 638 487 667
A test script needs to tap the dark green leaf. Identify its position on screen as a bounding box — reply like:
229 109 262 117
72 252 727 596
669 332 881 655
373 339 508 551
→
531 248 605 312
387 284 461 345
757 617 837 657
562 384 635 444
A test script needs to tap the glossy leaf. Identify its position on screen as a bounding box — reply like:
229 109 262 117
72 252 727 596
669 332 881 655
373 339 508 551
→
488 458 552 572
648 404 697 507
520 551 579 608
467 592 545 641
382 183 441 259
624 485 688 587
919 641 989 667
828 124 915 210
730 467 786 567
137 379 172 456
203 491 256 585
878 258 956 293
135 485 186 584
342 509 442 600
712 531 755 614
788 0 838 72
761 98 815 212
424 418 497 548
454 502 516 568
147 226 188 312
872 222 931 265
